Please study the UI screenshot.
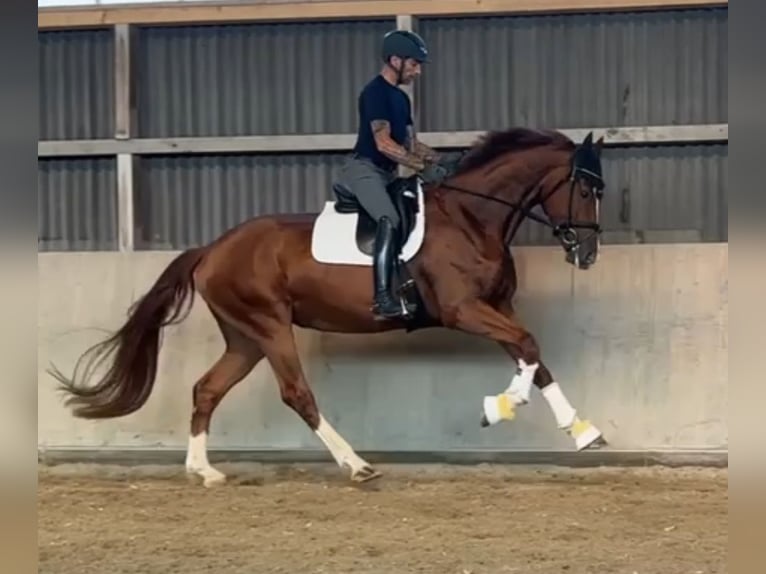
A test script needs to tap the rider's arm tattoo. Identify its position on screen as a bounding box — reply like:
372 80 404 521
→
406 125 440 163
371 120 426 171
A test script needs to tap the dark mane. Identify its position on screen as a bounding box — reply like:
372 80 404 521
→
454 127 574 175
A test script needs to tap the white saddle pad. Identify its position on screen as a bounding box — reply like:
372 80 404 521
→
310 181 426 266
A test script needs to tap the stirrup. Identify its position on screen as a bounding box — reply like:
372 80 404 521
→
372 292 410 320
398 276 415 292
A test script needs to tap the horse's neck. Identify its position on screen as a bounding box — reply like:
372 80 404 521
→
443 152 549 242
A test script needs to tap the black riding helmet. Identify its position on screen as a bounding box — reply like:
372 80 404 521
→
381 29 429 63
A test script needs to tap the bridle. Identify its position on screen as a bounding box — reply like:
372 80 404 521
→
428 151 605 255
542 163 605 252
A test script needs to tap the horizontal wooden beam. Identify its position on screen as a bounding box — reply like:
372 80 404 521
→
38 0 728 29
419 124 729 147
38 124 728 157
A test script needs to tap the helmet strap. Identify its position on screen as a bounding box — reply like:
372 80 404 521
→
395 58 405 85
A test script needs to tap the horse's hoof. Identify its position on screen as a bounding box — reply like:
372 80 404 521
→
575 426 607 451
187 468 227 488
582 435 608 450
480 413 490 427
351 466 383 483
203 475 227 488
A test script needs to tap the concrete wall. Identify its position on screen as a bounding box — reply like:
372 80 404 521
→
38 243 728 457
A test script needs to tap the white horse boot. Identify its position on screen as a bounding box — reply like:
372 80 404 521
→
481 359 539 426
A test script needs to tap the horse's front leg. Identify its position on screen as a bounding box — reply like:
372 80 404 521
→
444 300 606 451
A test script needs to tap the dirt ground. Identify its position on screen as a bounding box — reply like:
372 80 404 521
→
38 462 727 574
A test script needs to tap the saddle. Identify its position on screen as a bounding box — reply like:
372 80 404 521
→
331 175 421 256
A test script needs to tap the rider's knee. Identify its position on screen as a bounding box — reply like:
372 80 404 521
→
382 214 400 227
379 212 400 230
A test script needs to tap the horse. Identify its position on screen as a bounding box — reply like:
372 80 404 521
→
49 127 607 487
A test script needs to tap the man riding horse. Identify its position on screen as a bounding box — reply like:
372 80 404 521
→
52 29 609 487
337 29 459 320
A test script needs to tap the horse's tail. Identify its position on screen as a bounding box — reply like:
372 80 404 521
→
49 247 206 419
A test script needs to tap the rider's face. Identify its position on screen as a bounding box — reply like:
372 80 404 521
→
393 57 422 84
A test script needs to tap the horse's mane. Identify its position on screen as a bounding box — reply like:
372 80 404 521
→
454 127 574 175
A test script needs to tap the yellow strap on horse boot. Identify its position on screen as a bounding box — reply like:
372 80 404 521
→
568 417 603 450
482 393 517 426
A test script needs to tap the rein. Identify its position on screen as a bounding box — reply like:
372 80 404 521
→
430 166 603 248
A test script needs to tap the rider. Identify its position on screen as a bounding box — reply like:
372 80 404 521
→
338 29 451 320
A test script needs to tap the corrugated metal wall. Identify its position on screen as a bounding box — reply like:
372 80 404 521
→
132 143 726 250
38 157 118 251
513 142 727 245
599 142 727 243
37 7 728 251
134 152 346 249
39 28 115 140
135 19 396 137
416 8 727 131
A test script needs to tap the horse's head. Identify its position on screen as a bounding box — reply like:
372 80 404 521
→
536 131 605 269
442 127 606 269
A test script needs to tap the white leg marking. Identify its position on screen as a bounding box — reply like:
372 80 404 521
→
482 360 539 426
541 382 603 450
185 432 227 487
314 414 379 481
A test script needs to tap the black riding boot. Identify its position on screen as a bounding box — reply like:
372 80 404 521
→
372 216 405 320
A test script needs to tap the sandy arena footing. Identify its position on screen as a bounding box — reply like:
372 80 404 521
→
38 462 727 574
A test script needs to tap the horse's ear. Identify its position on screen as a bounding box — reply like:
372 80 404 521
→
583 131 594 147
594 135 604 155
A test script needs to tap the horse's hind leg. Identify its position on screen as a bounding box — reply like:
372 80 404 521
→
185 314 264 487
259 324 382 483
203 293 381 483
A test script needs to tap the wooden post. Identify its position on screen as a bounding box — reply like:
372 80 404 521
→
114 24 135 251
396 15 416 112
116 154 135 252
396 14 418 178
114 23 135 140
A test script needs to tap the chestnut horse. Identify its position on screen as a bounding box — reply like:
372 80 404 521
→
50 127 607 486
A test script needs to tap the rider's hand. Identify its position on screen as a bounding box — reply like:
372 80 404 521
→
438 151 467 174
420 162 449 185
